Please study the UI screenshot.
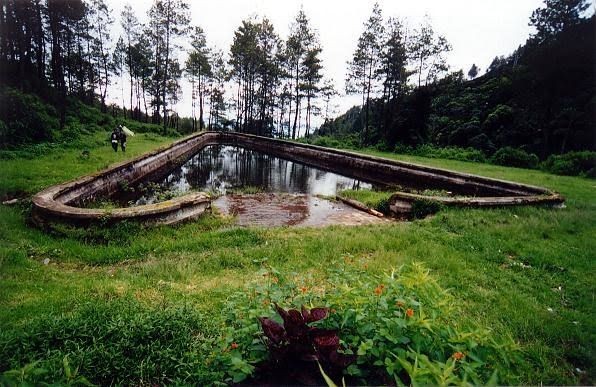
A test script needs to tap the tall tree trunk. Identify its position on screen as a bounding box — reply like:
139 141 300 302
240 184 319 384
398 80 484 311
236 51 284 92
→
198 71 204 129
418 53 423 88
305 93 311 138
48 7 66 127
235 76 241 131
191 76 196 131
128 43 133 119
34 0 45 81
364 58 373 145
142 80 149 122
292 61 299 139
162 3 171 134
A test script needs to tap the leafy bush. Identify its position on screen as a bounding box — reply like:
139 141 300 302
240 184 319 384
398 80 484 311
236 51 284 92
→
482 104 514 133
0 142 60 160
310 136 342 148
0 88 59 146
491 147 539 169
410 198 444 219
403 144 487 163
211 262 519 385
469 133 497 155
66 98 114 132
541 151 596 177
257 304 355 384
121 119 167 135
303 135 361 150
374 196 391 214
393 143 415 154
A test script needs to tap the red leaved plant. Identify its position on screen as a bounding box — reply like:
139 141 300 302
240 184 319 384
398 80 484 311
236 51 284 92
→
258 304 355 373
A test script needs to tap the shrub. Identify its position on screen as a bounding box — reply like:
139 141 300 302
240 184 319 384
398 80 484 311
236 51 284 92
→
393 143 414 154
541 151 596 177
310 136 342 148
469 133 497 155
410 198 444 219
374 197 391 214
212 262 520 385
121 119 165 134
411 144 487 163
482 104 514 133
374 140 392 152
0 88 59 146
491 147 539 169
66 98 114 132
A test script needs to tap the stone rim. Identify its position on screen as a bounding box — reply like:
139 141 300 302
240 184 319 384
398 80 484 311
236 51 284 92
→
31 131 564 226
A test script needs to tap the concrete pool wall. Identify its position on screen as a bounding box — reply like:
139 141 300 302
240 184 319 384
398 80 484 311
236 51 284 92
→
32 131 564 226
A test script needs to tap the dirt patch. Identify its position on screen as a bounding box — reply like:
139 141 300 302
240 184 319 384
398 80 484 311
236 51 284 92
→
213 193 390 227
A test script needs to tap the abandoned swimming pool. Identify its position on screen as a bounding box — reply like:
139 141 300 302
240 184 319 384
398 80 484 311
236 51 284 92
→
31 132 564 227
122 144 378 206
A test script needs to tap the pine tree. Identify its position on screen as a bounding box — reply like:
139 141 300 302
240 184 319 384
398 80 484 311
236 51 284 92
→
468 63 479 79
147 0 190 131
88 0 113 112
287 8 315 139
45 0 87 126
185 26 211 131
380 17 409 101
301 45 323 137
530 0 589 42
408 15 451 87
346 2 384 145
120 4 140 119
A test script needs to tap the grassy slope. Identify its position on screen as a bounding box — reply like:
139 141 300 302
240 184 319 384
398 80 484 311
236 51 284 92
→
0 135 594 384
0 131 173 197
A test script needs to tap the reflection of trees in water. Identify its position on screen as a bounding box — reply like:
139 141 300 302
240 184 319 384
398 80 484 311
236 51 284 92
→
289 162 309 192
162 167 185 190
182 145 227 190
154 145 371 195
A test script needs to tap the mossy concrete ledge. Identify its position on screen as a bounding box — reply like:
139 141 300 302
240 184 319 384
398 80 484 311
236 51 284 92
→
32 131 219 226
32 131 564 226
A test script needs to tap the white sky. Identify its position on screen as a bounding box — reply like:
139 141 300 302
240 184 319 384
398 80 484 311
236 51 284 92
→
104 0 590 129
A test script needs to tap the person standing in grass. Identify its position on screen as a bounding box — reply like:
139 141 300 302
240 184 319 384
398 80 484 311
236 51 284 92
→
110 127 120 152
119 125 127 152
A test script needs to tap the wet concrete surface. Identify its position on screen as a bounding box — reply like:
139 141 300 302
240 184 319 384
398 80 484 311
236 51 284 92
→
213 193 391 227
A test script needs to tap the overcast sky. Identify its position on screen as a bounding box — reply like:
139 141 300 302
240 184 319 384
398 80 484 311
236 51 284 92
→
105 0 593 128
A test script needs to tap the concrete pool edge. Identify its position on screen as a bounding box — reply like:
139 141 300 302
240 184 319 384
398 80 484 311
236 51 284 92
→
31 131 564 226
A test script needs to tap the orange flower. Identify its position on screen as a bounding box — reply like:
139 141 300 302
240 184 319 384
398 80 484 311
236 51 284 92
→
452 351 465 360
406 308 414 318
396 301 405 308
374 284 385 296
300 286 308 293
231 343 239 350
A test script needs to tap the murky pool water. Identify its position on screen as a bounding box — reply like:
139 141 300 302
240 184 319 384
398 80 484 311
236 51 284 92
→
130 145 375 205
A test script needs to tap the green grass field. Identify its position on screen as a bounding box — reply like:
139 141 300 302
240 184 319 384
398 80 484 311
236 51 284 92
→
0 132 594 385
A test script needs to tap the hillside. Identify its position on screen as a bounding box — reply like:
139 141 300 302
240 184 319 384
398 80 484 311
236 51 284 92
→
319 16 595 160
